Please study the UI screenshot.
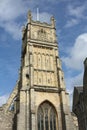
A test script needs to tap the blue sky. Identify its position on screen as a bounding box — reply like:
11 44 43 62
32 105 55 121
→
0 0 87 107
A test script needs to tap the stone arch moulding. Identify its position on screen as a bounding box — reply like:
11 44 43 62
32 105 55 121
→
37 100 58 130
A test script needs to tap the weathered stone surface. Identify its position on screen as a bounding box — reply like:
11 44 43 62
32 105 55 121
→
0 106 14 130
0 10 78 130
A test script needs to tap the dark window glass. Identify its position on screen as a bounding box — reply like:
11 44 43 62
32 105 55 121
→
37 102 57 130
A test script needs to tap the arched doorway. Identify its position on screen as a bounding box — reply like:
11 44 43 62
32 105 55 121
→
37 101 57 130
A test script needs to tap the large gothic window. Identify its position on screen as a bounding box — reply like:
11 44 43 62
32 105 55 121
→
38 101 57 130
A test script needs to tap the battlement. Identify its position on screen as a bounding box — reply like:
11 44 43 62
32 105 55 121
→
27 10 55 28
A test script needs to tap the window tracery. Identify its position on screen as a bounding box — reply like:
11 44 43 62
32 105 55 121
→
37 29 47 41
37 101 57 130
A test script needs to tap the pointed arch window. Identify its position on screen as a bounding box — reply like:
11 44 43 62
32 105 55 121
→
37 101 57 130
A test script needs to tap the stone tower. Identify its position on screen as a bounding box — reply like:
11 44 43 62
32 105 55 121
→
0 11 78 130
16 11 75 130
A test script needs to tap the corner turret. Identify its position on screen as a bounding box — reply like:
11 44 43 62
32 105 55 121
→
27 10 32 23
50 16 55 28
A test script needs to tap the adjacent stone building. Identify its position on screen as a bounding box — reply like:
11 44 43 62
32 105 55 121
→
73 58 87 130
0 11 78 130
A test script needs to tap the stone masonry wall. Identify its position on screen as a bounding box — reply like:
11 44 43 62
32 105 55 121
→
0 106 14 130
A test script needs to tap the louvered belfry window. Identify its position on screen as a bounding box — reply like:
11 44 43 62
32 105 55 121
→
38 101 57 130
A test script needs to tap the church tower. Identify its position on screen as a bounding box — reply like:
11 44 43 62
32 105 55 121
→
0 10 79 130
15 10 76 130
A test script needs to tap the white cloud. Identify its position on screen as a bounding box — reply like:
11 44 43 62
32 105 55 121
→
65 2 87 27
0 94 9 106
32 12 51 23
0 0 34 40
65 18 79 28
67 4 86 19
0 0 52 40
0 0 28 22
62 33 87 108
0 0 29 40
0 21 22 40
39 12 51 23
62 33 87 70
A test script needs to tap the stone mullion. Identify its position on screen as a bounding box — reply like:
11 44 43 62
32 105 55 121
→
48 108 50 130
44 111 45 130
52 115 54 130
40 115 41 130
